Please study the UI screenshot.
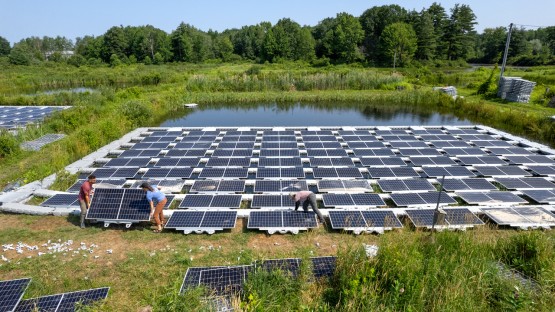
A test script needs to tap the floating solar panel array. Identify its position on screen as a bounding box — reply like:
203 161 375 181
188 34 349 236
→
0 106 70 129
58 126 555 232
329 210 402 234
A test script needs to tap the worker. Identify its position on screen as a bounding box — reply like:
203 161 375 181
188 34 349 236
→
140 182 167 233
289 191 326 224
78 175 96 229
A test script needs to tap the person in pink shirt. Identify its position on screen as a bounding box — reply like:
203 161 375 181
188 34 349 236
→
289 191 325 224
78 175 96 228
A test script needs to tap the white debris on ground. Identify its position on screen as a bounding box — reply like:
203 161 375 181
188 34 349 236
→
0 240 112 263
363 244 379 258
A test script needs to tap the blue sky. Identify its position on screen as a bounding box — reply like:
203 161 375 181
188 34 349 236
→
1 0 554 44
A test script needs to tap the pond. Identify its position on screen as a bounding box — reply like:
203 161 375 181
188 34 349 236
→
41 87 97 95
161 103 472 127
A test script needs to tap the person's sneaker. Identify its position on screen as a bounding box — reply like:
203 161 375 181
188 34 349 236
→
80 223 85 229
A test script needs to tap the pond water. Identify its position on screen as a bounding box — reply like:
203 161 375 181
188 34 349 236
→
161 103 472 127
41 87 97 95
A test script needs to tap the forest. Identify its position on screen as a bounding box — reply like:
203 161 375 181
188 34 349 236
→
1 3 555 67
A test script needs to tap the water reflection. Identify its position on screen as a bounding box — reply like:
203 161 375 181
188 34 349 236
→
161 103 471 127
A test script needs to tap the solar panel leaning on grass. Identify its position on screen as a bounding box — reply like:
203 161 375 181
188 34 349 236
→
0 278 30 312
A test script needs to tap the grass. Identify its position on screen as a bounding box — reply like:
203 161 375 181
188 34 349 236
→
2 214 555 311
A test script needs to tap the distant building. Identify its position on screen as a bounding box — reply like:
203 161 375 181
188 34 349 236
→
45 50 74 59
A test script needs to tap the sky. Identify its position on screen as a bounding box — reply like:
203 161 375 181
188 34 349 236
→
1 0 554 44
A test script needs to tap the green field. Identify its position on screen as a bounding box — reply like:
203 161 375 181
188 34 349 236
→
2 62 555 311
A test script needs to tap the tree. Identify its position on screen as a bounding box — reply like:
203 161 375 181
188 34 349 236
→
427 2 449 58
359 5 407 63
102 26 128 62
444 4 477 60
170 23 194 62
0 36 11 56
213 35 234 61
414 10 436 60
317 12 364 63
479 27 506 63
381 22 417 67
8 44 32 65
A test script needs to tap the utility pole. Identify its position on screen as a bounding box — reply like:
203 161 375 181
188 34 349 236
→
500 23 513 80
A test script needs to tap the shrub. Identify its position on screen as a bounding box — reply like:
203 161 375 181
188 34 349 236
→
119 100 152 127
0 129 19 158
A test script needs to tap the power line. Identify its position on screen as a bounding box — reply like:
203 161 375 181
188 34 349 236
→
512 23 551 29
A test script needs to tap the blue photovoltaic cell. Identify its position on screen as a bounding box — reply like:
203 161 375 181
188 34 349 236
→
117 189 151 221
522 189 555 203
15 288 110 312
218 180 246 192
210 195 242 208
199 266 251 295
86 188 125 220
258 158 281 167
223 168 248 178
251 195 283 208
200 211 238 228
41 194 79 208
475 166 530 177
495 177 555 190
311 256 337 279
254 180 281 192
351 193 385 206
179 195 213 208
199 168 225 178
282 212 318 228
248 211 283 228
256 168 281 179
281 157 303 167
0 278 31 312
165 211 205 228
444 208 484 226
362 210 403 228
256 258 301 277
322 194 354 206
406 210 448 227
528 166 555 176
329 211 366 228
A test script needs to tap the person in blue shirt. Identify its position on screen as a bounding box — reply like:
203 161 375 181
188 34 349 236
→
141 182 167 233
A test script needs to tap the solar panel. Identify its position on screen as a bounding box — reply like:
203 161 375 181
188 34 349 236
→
41 194 79 208
282 212 318 228
251 195 283 208
422 167 476 178
352 148 395 157
253 180 281 193
0 278 30 312
368 167 418 178
390 192 454 207
15 287 110 312
410 156 457 167
255 258 301 277
117 189 152 221
86 188 125 220
247 211 283 227
442 178 497 191
521 189 555 203
428 140 468 148
456 156 507 166
482 208 539 226
358 157 407 167
457 191 527 205
346 141 385 148
488 147 533 156
351 194 385 206
405 209 448 227
322 194 354 206
475 166 530 177
256 168 280 179
397 148 441 157
199 168 225 179
515 207 555 225
528 165 555 176
142 168 171 179
362 210 403 228
444 208 484 225
311 256 336 279
336 168 363 178
471 140 514 147
180 266 226 294
210 195 242 208
329 210 366 229
506 155 555 165
190 180 219 192
166 168 193 179
442 147 487 156
312 168 338 178
495 177 555 190
389 141 430 148
223 168 248 178
201 211 238 228
280 180 309 192
378 179 435 192
199 266 251 295
165 211 204 228
179 195 213 208
218 180 246 192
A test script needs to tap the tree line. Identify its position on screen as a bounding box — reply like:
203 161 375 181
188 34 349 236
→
1 3 555 67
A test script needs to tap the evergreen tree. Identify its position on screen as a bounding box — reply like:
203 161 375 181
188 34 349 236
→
444 4 477 60
415 10 436 60
0 36 11 56
381 22 418 66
